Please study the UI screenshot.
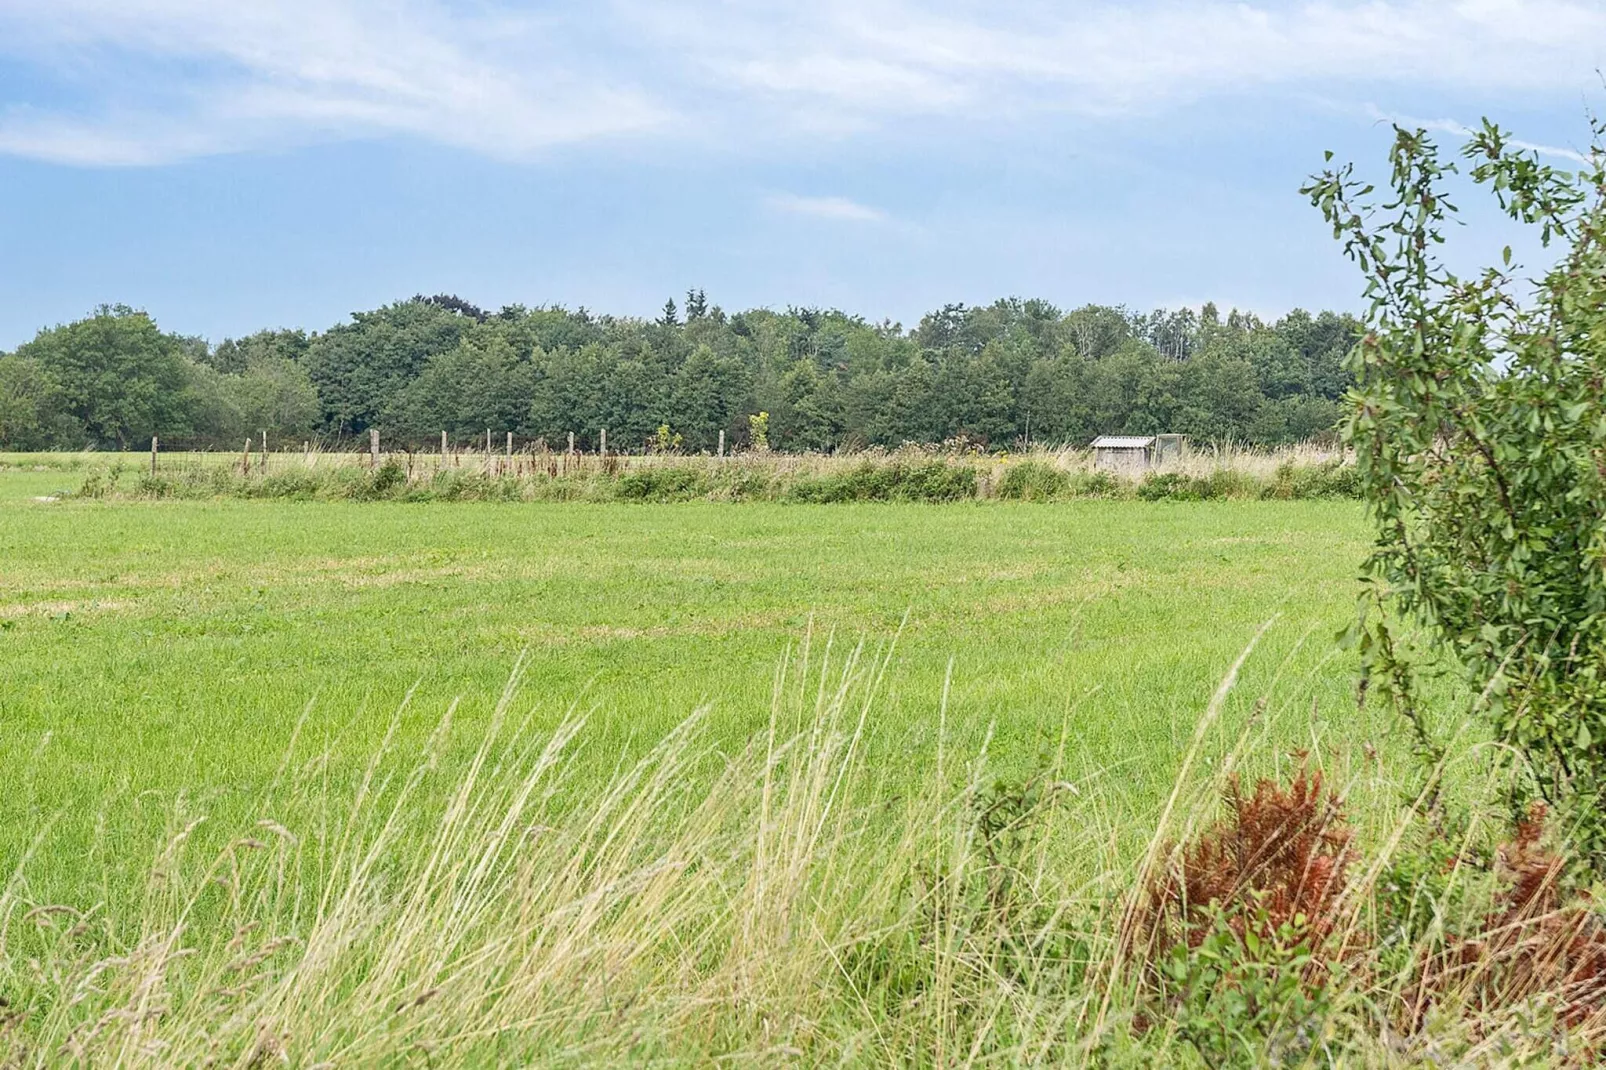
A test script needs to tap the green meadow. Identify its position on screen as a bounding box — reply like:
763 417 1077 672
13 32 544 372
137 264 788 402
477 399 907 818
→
2 470 1387 900
13 465 1508 1064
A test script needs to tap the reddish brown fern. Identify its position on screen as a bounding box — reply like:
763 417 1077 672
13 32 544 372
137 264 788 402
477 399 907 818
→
1134 762 1356 972
1413 803 1606 1031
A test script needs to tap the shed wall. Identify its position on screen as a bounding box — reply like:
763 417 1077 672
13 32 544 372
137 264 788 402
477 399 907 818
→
1094 446 1151 473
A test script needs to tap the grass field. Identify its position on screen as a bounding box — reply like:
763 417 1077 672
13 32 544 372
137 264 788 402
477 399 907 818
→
1 470 1385 895
8 463 1514 1064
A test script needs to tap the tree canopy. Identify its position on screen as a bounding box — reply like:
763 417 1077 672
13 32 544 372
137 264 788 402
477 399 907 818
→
0 292 1360 452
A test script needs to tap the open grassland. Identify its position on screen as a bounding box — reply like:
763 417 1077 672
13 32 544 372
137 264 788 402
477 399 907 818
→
1 483 1384 901
7 469 1534 1064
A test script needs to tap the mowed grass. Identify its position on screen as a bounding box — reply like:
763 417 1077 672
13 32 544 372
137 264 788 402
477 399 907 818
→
0 478 1392 912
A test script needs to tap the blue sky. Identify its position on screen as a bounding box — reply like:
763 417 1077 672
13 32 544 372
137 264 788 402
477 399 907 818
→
1 0 1603 349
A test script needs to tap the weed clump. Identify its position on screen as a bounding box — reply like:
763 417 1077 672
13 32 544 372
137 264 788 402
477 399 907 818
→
1133 764 1355 1066
616 466 711 502
1264 459 1359 500
1138 766 1353 958
996 461 1071 501
1137 472 1203 501
1412 804 1606 1031
785 460 977 503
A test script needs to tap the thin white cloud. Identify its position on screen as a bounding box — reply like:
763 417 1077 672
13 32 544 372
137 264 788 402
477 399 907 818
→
1366 107 1597 164
767 194 888 223
0 0 668 165
636 0 1606 121
0 0 1603 165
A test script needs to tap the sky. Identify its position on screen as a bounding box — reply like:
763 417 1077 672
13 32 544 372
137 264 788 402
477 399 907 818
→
0 0 1603 349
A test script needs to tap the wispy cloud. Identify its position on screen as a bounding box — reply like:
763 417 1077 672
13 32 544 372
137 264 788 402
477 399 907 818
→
0 0 1603 166
1364 106 1597 164
767 194 888 223
642 0 1606 121
0 0 668 165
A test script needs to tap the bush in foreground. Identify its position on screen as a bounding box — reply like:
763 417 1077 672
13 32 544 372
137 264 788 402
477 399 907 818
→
1310 118 1606 861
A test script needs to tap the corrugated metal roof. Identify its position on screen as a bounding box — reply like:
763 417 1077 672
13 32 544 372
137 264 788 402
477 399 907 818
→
1090 436 1156 449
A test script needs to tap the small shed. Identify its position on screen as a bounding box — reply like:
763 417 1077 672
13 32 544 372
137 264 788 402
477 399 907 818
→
1091 435 1156 473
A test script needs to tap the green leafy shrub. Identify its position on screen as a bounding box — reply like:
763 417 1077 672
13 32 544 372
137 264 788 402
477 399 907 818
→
996 461 1071 501
786 461 977 503
366 458 407 498
1138 469 1270 502
426 468 487 501
1308 119 1606 858
616 466 710 502
1067 470 1124 498
713 470 775 502
1137 472 1202 501
1196 468 1262 500
1264 459 1360 500
256 470 327 500
1160 905 1339 1068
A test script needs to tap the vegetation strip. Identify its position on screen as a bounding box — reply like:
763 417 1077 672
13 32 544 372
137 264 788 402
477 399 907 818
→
61 448 1362 503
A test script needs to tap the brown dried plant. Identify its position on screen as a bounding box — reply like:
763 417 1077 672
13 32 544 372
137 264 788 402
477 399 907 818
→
1135 762 1356 972
1412 803 1606 1032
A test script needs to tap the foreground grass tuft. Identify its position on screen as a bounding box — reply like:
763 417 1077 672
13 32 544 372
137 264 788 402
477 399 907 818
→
1 641 1596 1066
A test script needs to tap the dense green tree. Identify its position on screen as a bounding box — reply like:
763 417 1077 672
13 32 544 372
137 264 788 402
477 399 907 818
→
1064 304 1134 360
387 335 533 439
304 299 474 434
598 357 669 448
769 359 843 451
528 344 607 447
1020 356 1092 445
932 347 1016 445
671 345 753 451
184 363 246 443
208 330 310 375
1176 352 1262 441
15 306 196 447
230 358 322 438
0 353 67 449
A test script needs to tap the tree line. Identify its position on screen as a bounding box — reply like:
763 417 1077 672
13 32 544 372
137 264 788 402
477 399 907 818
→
0 293 1359 453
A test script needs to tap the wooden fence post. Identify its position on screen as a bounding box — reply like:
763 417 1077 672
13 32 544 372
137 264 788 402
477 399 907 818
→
485 428 491 455
242 437 252 476
568 431 575 456
506 431 513 457
260 431 268 473
717 429 725 457
441 430 447 455
600 428 607 459
370 427 380 468
150 435 158 478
